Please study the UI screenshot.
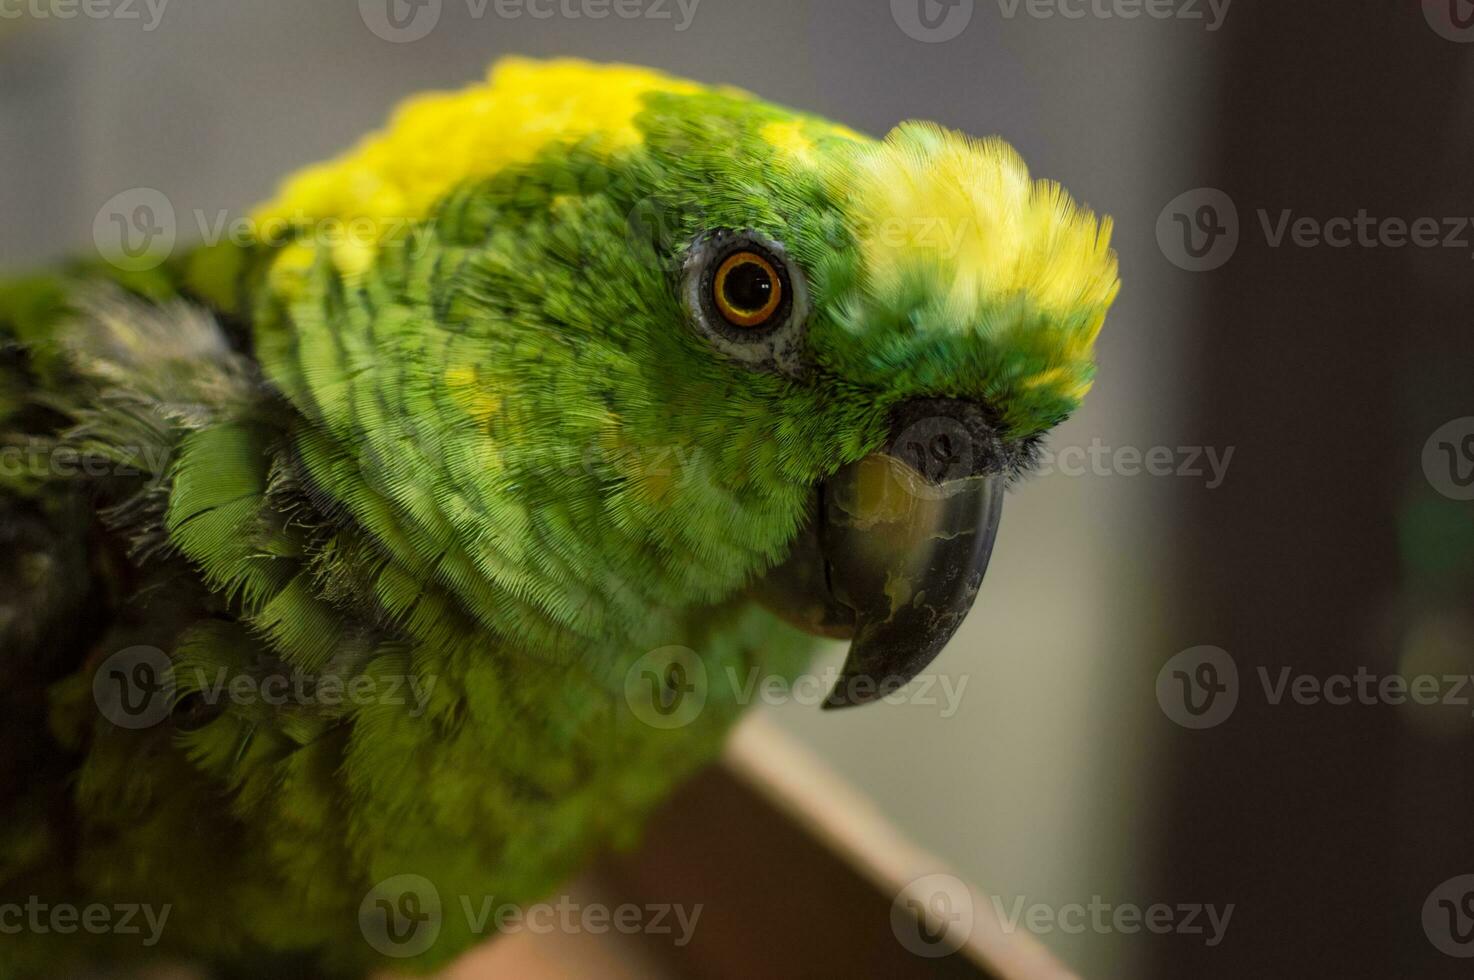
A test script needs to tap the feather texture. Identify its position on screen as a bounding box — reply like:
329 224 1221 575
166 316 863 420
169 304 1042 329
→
0 57 1116 976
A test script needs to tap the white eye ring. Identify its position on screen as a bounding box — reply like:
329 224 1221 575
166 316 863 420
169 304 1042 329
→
681 229 810 377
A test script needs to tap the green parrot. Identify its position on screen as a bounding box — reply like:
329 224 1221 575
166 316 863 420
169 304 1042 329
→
0 58 1118 977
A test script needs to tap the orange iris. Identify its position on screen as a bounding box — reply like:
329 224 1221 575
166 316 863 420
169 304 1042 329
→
712 251 783 328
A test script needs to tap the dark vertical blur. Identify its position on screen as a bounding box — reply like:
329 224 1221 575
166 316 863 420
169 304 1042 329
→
1153 1 1474 977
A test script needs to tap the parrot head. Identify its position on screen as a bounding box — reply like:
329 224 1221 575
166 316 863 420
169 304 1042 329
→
228 59 1118 708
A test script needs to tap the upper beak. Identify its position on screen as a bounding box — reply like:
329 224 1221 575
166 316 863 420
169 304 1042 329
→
753 398 1008 709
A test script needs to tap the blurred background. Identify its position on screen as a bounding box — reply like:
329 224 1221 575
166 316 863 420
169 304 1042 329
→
2 1 1472 977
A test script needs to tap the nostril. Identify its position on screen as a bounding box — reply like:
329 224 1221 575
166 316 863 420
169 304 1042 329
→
884 397 1007 482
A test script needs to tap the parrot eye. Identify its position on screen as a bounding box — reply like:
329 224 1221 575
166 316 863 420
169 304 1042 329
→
713 251 783 328
682 230 809 375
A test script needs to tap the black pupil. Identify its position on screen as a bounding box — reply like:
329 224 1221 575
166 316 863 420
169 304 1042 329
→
723 259 774 315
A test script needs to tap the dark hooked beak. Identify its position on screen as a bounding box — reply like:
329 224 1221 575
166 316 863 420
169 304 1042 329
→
753 398 1008 709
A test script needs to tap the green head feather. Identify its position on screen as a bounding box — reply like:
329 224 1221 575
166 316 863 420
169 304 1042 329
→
184 58 1118 659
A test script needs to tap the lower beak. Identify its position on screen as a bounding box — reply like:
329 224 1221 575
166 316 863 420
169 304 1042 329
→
753 399 1007 709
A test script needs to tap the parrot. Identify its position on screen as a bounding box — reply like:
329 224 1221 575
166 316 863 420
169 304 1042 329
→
0 57 1118 978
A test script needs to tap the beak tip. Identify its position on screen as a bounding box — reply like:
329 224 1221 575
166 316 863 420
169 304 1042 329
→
820 672 902 710
820 692 858 711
